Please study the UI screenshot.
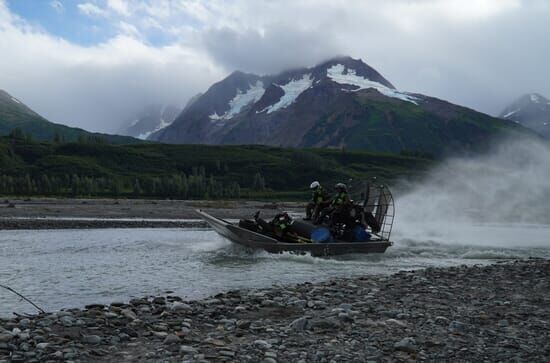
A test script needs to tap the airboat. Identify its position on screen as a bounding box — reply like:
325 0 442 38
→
197 181 394 256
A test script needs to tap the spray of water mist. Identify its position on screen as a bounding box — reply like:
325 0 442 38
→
393 136 550 248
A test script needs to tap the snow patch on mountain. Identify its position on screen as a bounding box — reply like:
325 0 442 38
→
262 74 314 114
138 118 173 140
502 109 519 118
11 97 20 104
327 64 418 104
210 81 265 120
530 94 541 103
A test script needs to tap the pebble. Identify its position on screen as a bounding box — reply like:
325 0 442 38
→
82 335 101 345
171 302 192 311
180 345 198 354
163 334 180 345
35 343 49 350
289 317 309 331
121 309 137 320
0 260 547 363
394 337 417 353
254 340 272 349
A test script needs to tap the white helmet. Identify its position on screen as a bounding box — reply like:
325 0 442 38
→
310 181 320 189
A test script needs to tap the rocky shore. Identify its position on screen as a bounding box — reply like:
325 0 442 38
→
1 259 548 362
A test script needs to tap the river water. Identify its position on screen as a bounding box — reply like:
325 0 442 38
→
1 223 550 317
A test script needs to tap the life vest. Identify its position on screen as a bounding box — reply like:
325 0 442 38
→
273 213 291 234
332 192 350 206
312 187 329 204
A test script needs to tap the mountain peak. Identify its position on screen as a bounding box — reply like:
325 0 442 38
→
502 93 550 113
314 56 395 89
500 92 550 138
525 93 548 104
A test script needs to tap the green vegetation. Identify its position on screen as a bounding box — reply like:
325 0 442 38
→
0 134 433 199
302 95 529 155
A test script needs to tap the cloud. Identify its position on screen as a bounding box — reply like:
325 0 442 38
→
118 21 140 38
107 0 130 17
49 1 64 14
77 2 108 17
0 0 224 132
0 0 549 134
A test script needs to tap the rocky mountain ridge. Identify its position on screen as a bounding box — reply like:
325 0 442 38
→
118 104 182 140
499 93 550 138
151 56 528 155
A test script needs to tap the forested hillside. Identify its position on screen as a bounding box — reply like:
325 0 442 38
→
0 135 432 199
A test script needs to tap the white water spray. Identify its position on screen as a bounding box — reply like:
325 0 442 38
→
393 137 550 248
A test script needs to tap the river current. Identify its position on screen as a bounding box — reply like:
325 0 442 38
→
1 223 549 317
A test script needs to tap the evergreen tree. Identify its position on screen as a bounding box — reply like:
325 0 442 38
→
133 178 142 196
252 172 266 191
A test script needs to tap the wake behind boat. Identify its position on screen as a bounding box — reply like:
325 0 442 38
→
197 181 394 256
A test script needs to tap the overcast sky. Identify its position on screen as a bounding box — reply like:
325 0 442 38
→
0 0 549 133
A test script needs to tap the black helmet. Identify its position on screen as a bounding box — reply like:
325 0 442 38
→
335 183 347 191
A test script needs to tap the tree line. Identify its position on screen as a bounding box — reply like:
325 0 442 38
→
0 173 244 199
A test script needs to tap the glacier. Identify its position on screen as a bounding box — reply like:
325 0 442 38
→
262 74 313 114
502 109 519 118
327 64 418 104
138 118 173 140
209 81 265 120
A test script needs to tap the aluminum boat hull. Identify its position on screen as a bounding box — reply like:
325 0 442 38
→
196 210 392 256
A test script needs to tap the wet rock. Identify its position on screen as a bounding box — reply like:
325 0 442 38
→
289 317 309 331
129 298 148 306
219 350 235 357
36 319 52 327
18 319 30 327
163 334 180 345
82 335 101 345
35 342 49 350
85 303 105 310
308 318 342 330
394 337 417 353
449 320 468 333
254 340 272 349
339 303 353 311
59 316 74 327
121 309 137 320
171 302 192 311
180 345 198 354
152 297 166 305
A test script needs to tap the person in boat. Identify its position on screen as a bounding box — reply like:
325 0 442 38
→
316 183 352 225
254 212 307 243
305 181 331 222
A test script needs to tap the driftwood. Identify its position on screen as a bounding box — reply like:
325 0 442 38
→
0 284 45 314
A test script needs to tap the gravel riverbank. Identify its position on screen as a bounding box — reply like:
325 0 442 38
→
1 259 548 362
0 198 301 229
